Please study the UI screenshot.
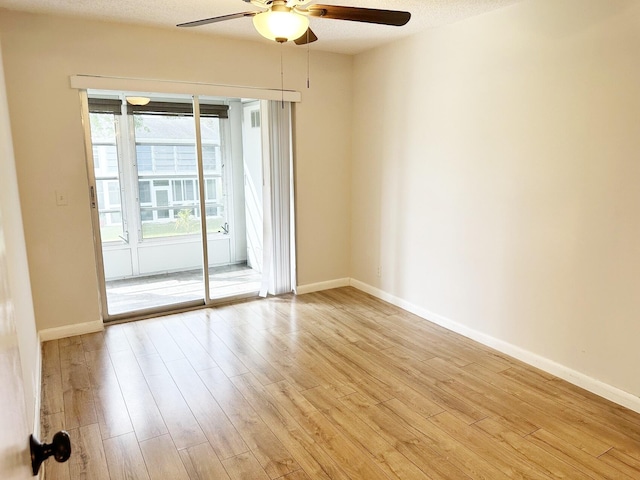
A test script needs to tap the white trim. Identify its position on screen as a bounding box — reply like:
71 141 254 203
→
349 278 640 414
69 75 301 102
295 277 350 295
33 343 42 439
38 320 104 342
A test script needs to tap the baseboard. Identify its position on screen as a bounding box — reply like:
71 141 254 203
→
38 319 104 342
349 278 640 415
295 277 350 295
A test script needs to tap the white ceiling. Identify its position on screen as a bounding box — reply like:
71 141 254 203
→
0 0 523 55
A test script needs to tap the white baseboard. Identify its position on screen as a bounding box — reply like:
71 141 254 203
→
350 278 640 415
38 319 104 343
295 277 350 295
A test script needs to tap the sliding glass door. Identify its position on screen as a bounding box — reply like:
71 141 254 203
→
83 92 287 320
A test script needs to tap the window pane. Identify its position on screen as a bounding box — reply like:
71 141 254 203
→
96 180 104 199
134 113 201 240
173 181 183 202
138 181 151 204
176 146 197 172
185 180 195 201
90 112 116 141
140 209 154 222
202 145 220 173
92 146 101 169
156 190 169 218
154 146 175 173
110 212 122 224
200 113 226 237
89 113 125 243
105 147 118 174
205 179 214 200
251 109 260 128
205 177 223 202
107 182 121 207
136 145 152 173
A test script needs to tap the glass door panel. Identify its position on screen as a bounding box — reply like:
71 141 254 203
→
86 92 274 319
90 112 134 281
201 99 262 300
87 95 208 317
124 110 204 312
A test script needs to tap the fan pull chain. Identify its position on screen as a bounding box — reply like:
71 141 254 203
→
307 29 311 89
280 47 285 109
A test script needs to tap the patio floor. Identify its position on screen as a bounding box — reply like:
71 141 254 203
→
105 263 261 315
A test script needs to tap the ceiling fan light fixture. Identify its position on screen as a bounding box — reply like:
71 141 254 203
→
126 96 151 106
252 10 309 43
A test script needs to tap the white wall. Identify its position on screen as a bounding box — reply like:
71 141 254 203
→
351 0 640 403
0 10 352 331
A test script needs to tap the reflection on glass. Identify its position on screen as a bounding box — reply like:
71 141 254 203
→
134 114 200 240
133 114 226 239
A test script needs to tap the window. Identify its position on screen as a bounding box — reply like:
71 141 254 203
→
176 146 197 172
88 100 232 240
154 146 175 173
155 190 170 220
169 179 197 204
138 180 154 222
136 145 153 173
203 145 220 172
184 179 196 201
138 181 151 203
172 181 183 202
250 109 260 128
89 111 125 242
107 181 120 207
131 112 227 239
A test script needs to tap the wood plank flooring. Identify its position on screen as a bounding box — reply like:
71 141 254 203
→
40 287 640 479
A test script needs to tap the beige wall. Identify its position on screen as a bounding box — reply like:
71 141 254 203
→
0 10 352 331
3 0 639 407
352 0 640 399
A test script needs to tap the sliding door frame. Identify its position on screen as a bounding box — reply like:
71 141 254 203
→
77 77 299 322
80 92 210 322
192 97 211 303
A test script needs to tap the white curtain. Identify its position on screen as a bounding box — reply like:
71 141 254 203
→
259 101 294 297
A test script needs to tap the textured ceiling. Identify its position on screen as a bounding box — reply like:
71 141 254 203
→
0 0 523 54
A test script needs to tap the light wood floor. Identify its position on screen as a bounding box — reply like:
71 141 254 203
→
41 287 640 479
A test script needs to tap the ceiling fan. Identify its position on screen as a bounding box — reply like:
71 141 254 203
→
177 0 411 45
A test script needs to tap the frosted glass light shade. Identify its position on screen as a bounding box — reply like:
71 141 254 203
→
126 96 151 106
253 10 309 43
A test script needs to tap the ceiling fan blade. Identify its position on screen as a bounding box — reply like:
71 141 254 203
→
305 5 410 26
177 11 256 28
294 28 318 46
